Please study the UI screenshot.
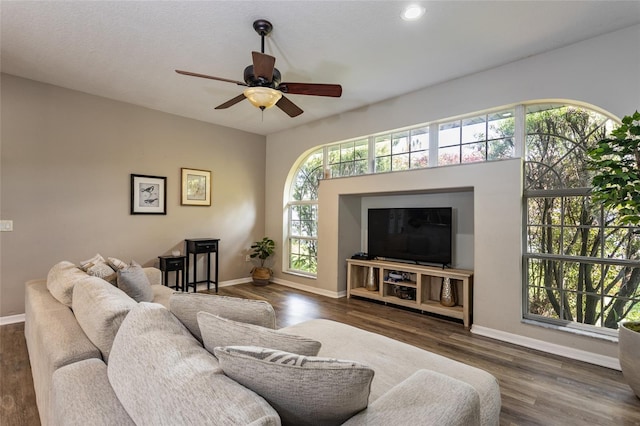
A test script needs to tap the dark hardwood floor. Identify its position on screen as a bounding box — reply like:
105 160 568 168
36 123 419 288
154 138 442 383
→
2 282 639 425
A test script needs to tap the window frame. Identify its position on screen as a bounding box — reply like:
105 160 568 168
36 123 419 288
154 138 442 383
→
521 103 639 336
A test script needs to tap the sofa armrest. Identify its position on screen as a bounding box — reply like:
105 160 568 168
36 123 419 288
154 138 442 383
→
25 280 101 426
52 358 135 425
342 369 481 426
143 267 162 286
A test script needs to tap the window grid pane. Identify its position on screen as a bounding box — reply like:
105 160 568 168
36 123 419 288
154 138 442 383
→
524 104 639 331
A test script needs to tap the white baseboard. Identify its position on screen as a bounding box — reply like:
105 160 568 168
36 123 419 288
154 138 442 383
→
471 325 621 371
219 278 252 287
271 277 347 299
0 313 25 325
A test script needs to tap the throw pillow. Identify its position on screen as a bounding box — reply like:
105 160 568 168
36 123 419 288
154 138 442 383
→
107 257 128 271
197 312 321 357
169 292 276 342
116 261 153 302
79 253 117 284
214 346 374 426
86 262 117 284
79 253 106 271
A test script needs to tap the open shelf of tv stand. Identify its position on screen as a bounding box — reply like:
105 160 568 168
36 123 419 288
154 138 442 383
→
346 259 473 328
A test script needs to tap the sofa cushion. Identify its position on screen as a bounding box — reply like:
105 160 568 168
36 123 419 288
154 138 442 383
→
169 293 276 342
72 276 137 362
46 261 90 307
108 303 280 426
52 358 135 426
214 346 374 426
116 261 153 302
150 284 174 309
198 312 321 357
281 319 501 426
342 370 481 426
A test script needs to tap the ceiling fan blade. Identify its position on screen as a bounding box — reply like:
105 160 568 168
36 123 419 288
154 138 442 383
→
279 82 342 97
276 95 304 118
214 93 247 110
175 70 247 86
252 51 276 81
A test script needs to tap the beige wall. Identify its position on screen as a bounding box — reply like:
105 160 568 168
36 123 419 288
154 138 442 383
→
265 25 640 365
0 74 266 317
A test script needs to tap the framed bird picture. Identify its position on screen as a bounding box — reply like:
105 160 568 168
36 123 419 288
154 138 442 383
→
181 168 211 206
130 174 167 215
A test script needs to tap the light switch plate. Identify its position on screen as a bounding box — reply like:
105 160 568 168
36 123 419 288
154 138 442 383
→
0 220 13 232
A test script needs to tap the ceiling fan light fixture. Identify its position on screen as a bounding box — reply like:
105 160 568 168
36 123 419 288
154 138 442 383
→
243 87 282 110
401 5 426 21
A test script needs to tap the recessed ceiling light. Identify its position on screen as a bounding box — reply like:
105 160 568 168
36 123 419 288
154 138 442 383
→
402 5 426 21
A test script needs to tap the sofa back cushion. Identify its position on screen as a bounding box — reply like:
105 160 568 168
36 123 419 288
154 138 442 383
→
47 261 89 307
107 303 280 426
72 277 137 362
169 293 276 342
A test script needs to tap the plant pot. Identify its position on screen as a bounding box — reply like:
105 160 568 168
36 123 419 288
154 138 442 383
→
619 321 640 399
251 267 272 286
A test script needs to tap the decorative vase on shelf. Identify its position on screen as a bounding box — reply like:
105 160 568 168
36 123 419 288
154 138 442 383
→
365 266 378 291
440 277 456 307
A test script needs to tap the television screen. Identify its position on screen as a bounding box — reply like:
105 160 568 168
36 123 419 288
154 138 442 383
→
367 207 452 266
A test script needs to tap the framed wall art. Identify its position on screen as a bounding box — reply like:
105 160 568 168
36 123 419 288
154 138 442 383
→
181 168 211 206
130 174 167 215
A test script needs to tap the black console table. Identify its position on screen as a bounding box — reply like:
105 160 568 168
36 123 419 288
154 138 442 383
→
185 238 219 292
158 255 186 292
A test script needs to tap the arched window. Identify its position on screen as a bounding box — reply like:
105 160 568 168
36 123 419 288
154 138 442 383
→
523 104 639 333
283 102 639 334
286 148 322 275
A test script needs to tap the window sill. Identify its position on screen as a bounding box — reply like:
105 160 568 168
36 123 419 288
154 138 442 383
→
522 319 618 343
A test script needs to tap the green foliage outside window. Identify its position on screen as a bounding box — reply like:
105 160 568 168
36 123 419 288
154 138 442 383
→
289 149 322 274
523 106 640 330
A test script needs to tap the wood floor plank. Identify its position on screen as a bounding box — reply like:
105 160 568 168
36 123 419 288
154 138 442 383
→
2 282 639 425
0 323 39 426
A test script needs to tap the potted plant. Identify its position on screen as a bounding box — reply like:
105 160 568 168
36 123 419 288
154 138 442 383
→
588 111 640 399
249 237 275 285
619 321 640 399
588 110 640 225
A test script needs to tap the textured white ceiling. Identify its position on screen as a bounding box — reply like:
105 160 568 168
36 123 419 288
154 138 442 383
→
2 1 639 136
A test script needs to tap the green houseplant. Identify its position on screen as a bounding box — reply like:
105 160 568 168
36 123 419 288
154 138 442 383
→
249 237 275 285
588 111 640 399
588 110 640 225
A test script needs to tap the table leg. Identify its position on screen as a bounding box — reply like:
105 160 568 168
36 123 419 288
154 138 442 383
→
206 252 211 291
214 250 219 292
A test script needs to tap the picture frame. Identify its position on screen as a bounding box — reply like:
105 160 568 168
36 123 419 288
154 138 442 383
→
181 168 211 206
130 174 167 215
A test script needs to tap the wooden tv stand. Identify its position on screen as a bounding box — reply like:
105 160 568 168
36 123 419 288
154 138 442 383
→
346 259 473 328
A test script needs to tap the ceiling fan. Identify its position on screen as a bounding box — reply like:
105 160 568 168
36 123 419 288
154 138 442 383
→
175 19 342 118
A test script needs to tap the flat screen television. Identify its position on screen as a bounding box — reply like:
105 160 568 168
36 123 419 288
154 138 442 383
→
367 207 452 266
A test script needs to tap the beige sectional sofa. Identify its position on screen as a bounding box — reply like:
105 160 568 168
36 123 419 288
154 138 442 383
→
25 261 501 426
